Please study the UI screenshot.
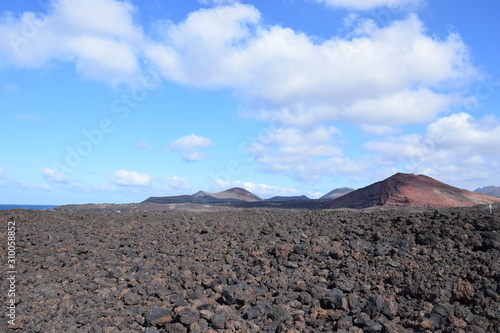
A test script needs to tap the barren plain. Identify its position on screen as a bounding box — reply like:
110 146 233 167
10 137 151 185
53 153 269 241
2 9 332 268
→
1 205 499 332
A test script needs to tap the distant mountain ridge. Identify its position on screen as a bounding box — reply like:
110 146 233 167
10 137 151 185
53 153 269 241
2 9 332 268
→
266 195 310 202
129 174 500 209
325 173 500 209
320 187 354 199
475 186 500 198
143 187 262 204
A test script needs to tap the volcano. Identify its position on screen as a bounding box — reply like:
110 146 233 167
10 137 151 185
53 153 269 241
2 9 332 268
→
143 187 262 204
325 173 500 209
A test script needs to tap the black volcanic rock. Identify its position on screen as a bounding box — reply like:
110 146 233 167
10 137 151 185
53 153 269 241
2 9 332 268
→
475 186 500 198
2 207 499 332
320 187 354 199
325 173 500 209
266 195 310 201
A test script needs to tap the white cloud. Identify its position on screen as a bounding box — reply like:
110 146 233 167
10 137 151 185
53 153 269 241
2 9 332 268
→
0 3 477 126
146 4 261 87
166 134 214 162
427 113 500 155
169 134 214 150
343 89 457 125
0 0 144 85
42 167 68 183
243 125 371 183
0 166 4 178
314 0 423 11
181 151 212 162
214 180 301 198
245 126 342 160
365 112 500 188
148 7 477 128
198 0 241 5
109 169 152 186
360 124 398 135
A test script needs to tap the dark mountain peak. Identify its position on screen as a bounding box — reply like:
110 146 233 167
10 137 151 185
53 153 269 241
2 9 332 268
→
266 195 310 202
320 187 355 199
474 186 500 198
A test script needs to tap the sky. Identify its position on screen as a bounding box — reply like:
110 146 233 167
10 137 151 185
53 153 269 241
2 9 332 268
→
0 0 499 205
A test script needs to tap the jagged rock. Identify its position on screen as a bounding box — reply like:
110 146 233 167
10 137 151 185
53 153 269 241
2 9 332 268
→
177 307 199 325
146 307 174 326
322 288 348 310
2 207 499 332
355 312 382 332
245 301 271 319
453 279 475 302
365 295 399 319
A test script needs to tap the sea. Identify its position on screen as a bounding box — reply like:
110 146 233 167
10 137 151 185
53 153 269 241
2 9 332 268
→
0 204 59 211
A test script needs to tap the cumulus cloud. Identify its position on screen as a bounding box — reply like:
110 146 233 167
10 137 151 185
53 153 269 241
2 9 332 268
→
42 167 68 183
148 6 476 128
0 0 144 85
242 126 371 183
169 134 214 151
166 134 214 162
314 0 423 11
365 112 500 188
0 2 477 126
109 169 152 186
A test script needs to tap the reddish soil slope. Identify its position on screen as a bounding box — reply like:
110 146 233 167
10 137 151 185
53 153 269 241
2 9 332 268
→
325 173 500 209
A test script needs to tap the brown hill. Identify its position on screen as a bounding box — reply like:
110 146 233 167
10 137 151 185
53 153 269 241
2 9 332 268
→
144 187 262 204
325 173 500 209
203 187 263 202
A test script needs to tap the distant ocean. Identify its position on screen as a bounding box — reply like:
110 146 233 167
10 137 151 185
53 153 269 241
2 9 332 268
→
0 204 59 211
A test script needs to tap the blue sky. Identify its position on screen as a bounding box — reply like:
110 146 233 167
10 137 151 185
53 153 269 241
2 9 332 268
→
0 0 499 204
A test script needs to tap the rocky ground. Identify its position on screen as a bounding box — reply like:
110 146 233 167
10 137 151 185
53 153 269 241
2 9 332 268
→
0 207 499 332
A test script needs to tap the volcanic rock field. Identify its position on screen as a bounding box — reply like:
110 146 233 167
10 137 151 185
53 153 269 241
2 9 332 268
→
1 206 499 332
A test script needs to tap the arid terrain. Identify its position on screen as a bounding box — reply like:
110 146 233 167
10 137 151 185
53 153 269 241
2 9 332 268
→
58 173 500 213
1 204 499 332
